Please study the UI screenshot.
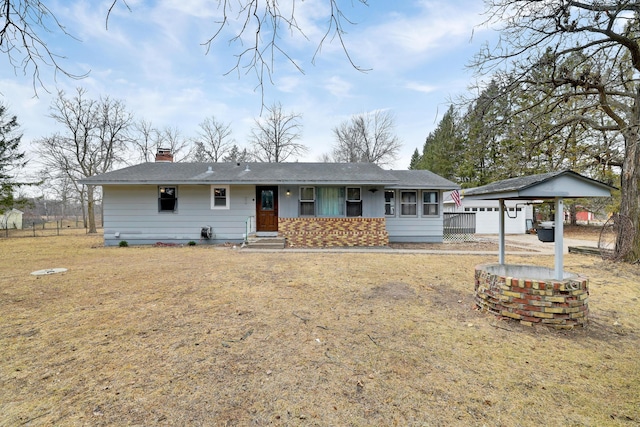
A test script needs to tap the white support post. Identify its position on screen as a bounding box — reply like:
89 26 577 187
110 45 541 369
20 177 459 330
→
499 199 505 265
554 198 564 280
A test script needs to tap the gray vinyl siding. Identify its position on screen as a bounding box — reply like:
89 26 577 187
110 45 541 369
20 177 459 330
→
102 184 446 245
102 184 254 246
385 216 444 243
278 187 299 217
385 190 445 243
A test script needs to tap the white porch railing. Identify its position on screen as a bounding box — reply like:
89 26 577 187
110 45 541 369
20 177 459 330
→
244 216 256 242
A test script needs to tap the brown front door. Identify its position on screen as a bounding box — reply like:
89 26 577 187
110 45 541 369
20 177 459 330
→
256 186 278 232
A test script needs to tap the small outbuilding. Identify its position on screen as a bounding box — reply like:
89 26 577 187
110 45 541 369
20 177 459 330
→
1 209 23 230
444 193 536 234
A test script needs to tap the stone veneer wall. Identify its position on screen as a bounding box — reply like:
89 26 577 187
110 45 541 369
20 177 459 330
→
474 264 589 329
279 217 389 247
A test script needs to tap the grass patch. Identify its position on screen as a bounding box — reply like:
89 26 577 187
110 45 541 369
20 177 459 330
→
0 234 638 425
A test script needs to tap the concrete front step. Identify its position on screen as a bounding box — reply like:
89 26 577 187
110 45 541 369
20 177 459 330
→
244 236 286 249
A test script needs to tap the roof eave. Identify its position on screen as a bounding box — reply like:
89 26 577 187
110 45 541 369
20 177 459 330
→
386 184 460 190
462 190 522 200
81 180 399 186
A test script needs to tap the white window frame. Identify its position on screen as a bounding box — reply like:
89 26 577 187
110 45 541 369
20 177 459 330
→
211 185 230 210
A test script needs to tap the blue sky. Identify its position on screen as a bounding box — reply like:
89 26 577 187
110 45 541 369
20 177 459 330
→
1 0 494 173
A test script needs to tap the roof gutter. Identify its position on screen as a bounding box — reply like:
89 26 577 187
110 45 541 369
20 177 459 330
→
78 180 400 186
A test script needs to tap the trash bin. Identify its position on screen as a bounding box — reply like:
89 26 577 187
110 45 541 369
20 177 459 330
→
537 221 555 242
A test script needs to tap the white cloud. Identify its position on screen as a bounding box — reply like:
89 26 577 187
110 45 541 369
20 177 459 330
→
275 75 303 93
405 82 437 94
157 0 222 19
349 1 488 71
63 1 136 49
324 76 352 98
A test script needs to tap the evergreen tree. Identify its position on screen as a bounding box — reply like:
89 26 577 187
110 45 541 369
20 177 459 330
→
222 145 252 163
0 103 28 212
408 148 421 169
412 105 463 181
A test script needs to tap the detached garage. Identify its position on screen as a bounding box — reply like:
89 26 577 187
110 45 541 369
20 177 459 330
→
444 195 534 234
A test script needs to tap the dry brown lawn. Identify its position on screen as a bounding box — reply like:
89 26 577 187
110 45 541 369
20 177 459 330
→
1 230 639 426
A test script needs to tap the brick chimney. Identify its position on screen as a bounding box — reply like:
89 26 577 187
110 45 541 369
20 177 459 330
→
155 148 174 162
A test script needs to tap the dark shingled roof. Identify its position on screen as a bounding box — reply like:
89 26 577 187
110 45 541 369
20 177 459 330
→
463 170 615 200
387 170 460 190
464 171 562 196
79 162 395 185
79 162 460 189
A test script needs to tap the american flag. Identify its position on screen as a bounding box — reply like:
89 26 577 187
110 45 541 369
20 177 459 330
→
451 189 462 207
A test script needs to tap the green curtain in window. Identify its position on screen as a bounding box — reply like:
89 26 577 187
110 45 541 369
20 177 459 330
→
317 187 345 216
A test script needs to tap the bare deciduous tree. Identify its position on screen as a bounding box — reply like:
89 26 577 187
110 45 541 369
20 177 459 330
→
35 88 132 233
331 110 401 166
0 0 87 90
130 120 160 163
183 0 370 98
250 102 306 163
191 117 234 162
157 126 191 162
2 1 368 93
37 167 80 223
472 0 640 261
130 120 191 163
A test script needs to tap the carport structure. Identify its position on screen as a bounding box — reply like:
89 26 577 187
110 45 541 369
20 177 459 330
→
462 170 615 280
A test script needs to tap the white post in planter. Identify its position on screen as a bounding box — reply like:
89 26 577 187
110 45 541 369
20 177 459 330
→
554 197 564 280
499 199 506 265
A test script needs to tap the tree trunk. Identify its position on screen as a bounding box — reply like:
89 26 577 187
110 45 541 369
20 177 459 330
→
78 187 87 229
620 92 640 262
569 204 577 226
87 185 97 234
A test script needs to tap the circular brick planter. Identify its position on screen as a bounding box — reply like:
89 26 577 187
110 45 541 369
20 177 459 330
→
474 264 589 329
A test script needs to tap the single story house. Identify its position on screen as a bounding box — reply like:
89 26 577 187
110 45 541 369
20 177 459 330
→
1 208 23 230
79 155 459 247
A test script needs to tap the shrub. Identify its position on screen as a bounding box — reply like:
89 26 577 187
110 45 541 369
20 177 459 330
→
119 240 129 247
188 241 197 246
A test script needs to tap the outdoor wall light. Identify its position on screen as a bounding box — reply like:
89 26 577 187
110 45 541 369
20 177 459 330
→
369 188 379 193
286 189 291 196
